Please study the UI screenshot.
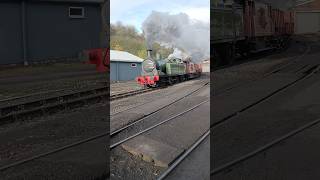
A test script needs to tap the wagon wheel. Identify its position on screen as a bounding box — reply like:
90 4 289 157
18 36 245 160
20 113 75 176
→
227 43 236 65
177 76 182 83
182 76 185 82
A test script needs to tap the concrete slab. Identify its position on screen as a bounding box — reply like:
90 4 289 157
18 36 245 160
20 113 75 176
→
121 135 183 167
166 136 210 180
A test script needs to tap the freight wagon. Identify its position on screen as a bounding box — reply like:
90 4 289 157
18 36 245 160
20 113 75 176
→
212 0 294 66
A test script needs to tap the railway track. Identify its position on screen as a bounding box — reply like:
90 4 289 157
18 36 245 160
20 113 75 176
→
110 75 207 102
213 62 319 128
0 131 108 174
211 118 320 175
0 89 66 104
157 129 210 180
0 81 209 176
0 84 164 125
111 77 210 117
110 88 155 101
210 63 320 176
158 64 319 179
110 82 209 149
157 44 313 179
0 86 109 125
110 100 208 149
1 73 207 125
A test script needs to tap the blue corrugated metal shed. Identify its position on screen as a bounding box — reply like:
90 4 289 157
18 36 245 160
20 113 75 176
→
0 0 103 65
110 50 144 81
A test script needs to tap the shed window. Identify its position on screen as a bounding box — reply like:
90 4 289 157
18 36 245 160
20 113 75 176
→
131 63 137 67
69 7 84 18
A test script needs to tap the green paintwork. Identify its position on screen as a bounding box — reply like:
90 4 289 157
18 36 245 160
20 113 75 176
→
165 63 186 75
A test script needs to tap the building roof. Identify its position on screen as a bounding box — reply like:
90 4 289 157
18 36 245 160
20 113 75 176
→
110 50 144 63
294 0 320 11
296 0 314 6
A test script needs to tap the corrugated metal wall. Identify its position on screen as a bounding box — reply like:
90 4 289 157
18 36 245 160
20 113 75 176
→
0 1 102 65
0 2 23 64
110 62 142 81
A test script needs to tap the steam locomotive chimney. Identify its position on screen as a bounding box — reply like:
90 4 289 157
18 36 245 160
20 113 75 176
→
147 49 152 58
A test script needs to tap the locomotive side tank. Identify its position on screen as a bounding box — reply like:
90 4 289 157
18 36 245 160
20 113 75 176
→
165 58 186 76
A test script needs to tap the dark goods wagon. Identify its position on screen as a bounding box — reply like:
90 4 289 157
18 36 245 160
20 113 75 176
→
212 0 294 67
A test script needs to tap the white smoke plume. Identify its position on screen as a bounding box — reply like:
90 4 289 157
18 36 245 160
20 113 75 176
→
167 48 190 61
142 11 210 63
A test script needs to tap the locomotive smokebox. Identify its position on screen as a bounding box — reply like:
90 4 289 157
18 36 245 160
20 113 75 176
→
147 49 152 59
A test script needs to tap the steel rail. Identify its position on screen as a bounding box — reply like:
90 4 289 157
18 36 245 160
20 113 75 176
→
155 59 314 179
213 64 320 128
211 64 320 175
110 88 155 101
0 132 108 172
110 82 209 136
156 42 311 179
110 99 209 149
0 86 108 124
157 130 210 180
0 85 163 124
211 118 320 175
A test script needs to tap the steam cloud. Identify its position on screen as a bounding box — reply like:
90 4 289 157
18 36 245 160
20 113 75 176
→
142 11 210 63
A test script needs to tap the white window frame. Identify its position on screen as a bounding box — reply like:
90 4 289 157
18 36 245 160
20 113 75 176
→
131 63 137 68
69 7 85 18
